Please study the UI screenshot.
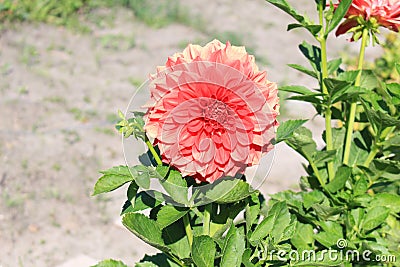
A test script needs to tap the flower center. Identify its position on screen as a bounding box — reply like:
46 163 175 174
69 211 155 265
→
203 99 230 126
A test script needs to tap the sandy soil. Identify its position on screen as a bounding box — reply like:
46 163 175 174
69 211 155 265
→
0 1 382 266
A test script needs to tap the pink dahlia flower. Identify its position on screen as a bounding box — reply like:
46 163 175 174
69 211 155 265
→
144 40 279 183
335 0 400 37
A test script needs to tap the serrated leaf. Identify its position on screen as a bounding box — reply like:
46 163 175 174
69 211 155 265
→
221 224 245 267
159 169 188 205
91 259 128 267
192 235 216 267
326 166 351 193
326 0 352 35
204 178 253 204
276 119 308 143
93 166 133 195
122 213 168 252
157 205 189 228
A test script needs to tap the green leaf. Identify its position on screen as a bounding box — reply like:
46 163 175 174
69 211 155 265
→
162 220 191 259
324 78 352 97
93 166 133 195
192 235 216 267
138 253 181 267
285 126 317 162
286 94 323 105
353 176 368 196
312 204 342 220
279 85 315 95
303 190 325 209
396 63 400 75
362 206 390 231
221 224 245 267
130 165 151 189
314 231 341 248
157 205 189 228
276 119 308 143
299 42 321 74
266 0 321 36
121 181 139 215
122 213 168 252
250 201 290 243
204 179 253 204
370 193 400 213
313 150 336 165
326 0 352 35
287 63 318 79
158 169 188 205
242 249 257 267
366 110 400 133
327 58 342 75
291 223 314 249
91 259 128 267
326 166 351 193
245 193 261 231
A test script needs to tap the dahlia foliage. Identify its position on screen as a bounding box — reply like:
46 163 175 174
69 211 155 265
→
144 40 279 183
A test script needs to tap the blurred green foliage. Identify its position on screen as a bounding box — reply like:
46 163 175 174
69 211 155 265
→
0 0 88 25
0 0 203 30
345 33 400 83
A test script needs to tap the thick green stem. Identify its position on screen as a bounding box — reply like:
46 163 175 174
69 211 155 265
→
145 135 163 166
318 4 334 182
203 203 212 235
183 214 193 247
343 28 369 165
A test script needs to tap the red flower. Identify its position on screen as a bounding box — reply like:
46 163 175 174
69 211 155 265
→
144 40 279 183
335 0 400 37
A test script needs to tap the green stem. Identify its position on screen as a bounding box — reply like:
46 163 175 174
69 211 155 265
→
343 28 369 165
183 214 193 247
145 135 163 166
318 4 334 182
364 146 379 167
203 203 212 235
307 154 325 187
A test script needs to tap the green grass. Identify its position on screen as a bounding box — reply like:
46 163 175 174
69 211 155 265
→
1 0 205 32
